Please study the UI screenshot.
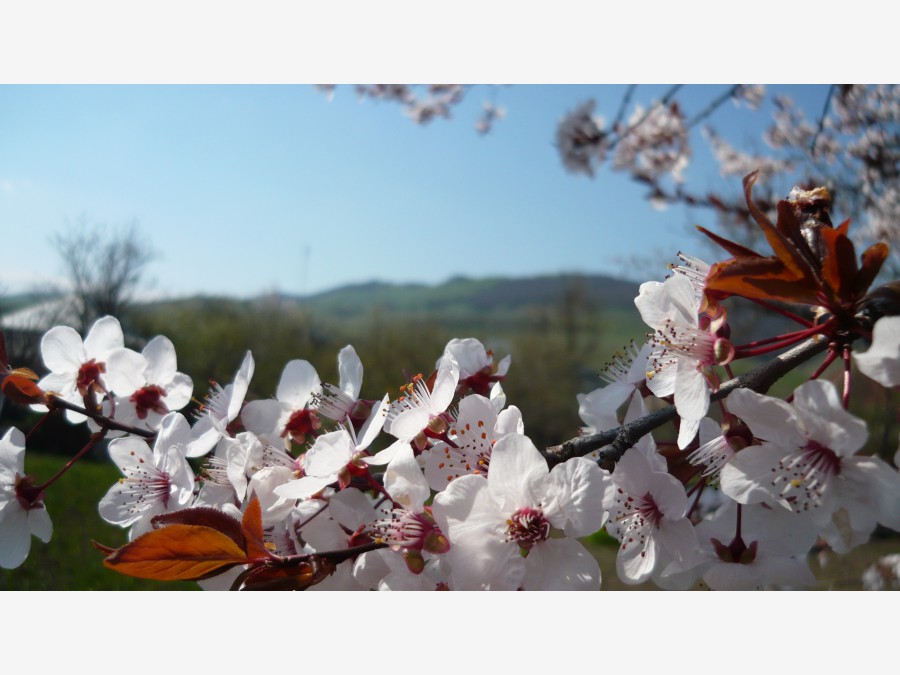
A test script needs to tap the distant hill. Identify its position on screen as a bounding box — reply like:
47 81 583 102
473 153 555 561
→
2 274 641 323
282 273 640 319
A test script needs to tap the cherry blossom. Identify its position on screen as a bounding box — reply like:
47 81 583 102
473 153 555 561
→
0 427 52 569
421 393 523 491
442 337 510 397
98 412 195 539
635 272 731 448
188 350 255 457
577 340 650 435
675 501 817 590
385 355 459 445
241 358 322 447
720 381 900 553
432 433 610 590
274 394 390 500
103 336 194 433
603 439 697 585
32 316 125 423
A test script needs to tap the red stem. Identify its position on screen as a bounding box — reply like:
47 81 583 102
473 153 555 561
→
36 432 105 492
746 297 814 327
807 347 839 382
26 408 58 443
734 321 833 359
842 344 852 410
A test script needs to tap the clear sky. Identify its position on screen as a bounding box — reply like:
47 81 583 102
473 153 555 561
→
0 84 830 299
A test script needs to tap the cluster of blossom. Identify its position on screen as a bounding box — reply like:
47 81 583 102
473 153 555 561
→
553 85 900 271
319 84 506 134
318 84 899 270
2 174 899 590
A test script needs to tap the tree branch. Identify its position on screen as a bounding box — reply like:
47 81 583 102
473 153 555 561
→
542 336 830 468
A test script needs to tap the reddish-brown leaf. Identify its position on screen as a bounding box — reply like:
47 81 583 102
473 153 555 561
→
706 257 821 306
102 524 251 581
241 494 270 560
695 225 762 259
152 507 244 548
819 227 858 301
853 242 889 301
2 374 46 405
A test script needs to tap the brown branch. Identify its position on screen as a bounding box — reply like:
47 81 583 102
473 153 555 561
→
47 395 156 439
542 336 830 468
810 84 837 156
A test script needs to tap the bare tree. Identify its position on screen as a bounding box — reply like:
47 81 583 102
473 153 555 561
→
53 217 157 332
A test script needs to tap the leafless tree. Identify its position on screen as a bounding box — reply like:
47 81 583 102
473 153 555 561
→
53 217 157 332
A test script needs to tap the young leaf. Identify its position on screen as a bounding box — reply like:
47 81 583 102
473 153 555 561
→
101 524 251 581
241 494 270 560
151 506 244 548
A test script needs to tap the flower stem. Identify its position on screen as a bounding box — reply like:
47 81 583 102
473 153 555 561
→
746 297 814 327
35 431 105 492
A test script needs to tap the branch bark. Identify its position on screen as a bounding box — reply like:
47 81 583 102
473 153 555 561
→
542 336 830 468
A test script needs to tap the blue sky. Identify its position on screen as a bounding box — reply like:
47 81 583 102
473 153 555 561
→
0 84 830 299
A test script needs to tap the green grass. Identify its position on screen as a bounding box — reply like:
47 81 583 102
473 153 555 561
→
0 453 195 591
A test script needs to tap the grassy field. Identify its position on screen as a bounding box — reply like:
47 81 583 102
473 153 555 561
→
3 453 897 591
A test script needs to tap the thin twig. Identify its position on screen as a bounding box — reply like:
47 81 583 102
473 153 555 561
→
810 84 837 156
685 84 740 129
611 84 637 132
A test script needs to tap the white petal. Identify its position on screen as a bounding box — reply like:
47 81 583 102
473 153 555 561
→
276 360 321 407
853 315 900 387
104 348 147 396
386 408 430 442
521 538 601 590
792 380 867 456
545 458 610 537
429 356 460 414
617 528 658 584
304 430 353 478
142 335 178 384
275 475 331 500
163 372 194 411
27 506 53 543
242 399 289 441
356 394 390 450
0 427 26 479
40 326 84 373
726 388 806 449
338 345 363 400
495 405 524 436
226 351 255 422
383 443 430 510
720 443 791 506
83 316 124 360
673 358 710 422
486 434 549 513
0 506 32 569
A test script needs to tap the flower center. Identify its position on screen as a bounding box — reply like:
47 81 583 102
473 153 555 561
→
505 507 550 551
76 359 106 397
771 440 842 512
281 408 321 445
130 385 169 420
609 489 664 556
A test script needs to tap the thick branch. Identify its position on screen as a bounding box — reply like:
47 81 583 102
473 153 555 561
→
542 336 830 468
